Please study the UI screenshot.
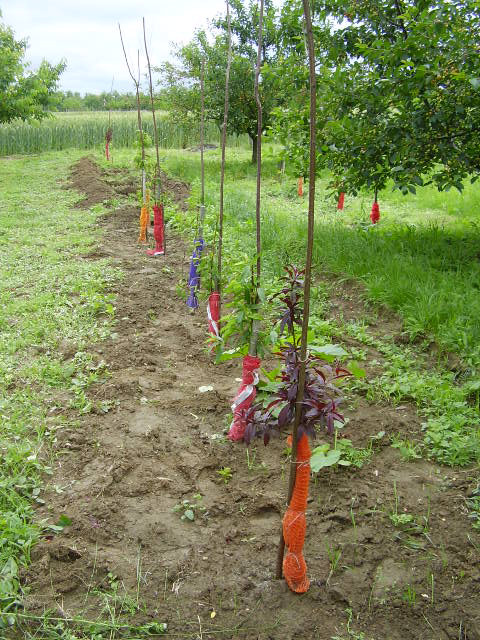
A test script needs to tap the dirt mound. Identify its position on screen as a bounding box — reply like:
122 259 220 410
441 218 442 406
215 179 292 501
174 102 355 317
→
18 158 480 640
67 156 115 208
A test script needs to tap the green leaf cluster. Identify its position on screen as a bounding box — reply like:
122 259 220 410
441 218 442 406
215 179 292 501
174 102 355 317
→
155 0 282 163
271 0 480 196
0 13 65 123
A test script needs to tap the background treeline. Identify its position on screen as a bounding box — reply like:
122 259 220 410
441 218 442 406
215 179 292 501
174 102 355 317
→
49 90 169 112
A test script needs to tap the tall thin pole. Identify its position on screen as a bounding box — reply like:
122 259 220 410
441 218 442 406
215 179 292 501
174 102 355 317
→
137 51 146 208
254 0 264 285
276 0 317 580
249 0 264 357
199 59 206 234
143 17 162 202
200 60 205 208
216 0 232 318
119 24 146 203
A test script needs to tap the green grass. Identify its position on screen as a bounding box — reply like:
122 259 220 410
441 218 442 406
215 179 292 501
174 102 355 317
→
127 145 480 370
342 322 480 466
0 150 121 628
0 111 250 156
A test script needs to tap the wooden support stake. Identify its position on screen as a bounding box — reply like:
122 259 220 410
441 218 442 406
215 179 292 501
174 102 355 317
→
276 0 317 581
249 0 264 358
216 0 232 322
143 17 162 204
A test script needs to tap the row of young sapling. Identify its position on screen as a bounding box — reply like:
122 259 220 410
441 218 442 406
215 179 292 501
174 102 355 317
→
118 1 363 595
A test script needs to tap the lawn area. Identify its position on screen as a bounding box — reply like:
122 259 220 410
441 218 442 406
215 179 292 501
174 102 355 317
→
0 151 121 625
148 146 480 369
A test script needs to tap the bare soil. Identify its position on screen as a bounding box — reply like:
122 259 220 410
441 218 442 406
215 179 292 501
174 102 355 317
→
17 158 480 640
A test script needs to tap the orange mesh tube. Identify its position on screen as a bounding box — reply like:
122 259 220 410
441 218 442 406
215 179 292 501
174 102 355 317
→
138 190 151 244
138 205 149 243
282 433 311 593
297 176 304 197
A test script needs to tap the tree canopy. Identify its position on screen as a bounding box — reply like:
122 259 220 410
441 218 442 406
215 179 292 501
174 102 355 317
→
157 0 281 163
0 12 65 123
271 0 480 195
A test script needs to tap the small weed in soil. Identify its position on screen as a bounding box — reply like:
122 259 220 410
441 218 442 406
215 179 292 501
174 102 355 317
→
172 494 206 521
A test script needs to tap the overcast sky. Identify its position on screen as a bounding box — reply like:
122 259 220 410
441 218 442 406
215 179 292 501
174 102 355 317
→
1 0 233 94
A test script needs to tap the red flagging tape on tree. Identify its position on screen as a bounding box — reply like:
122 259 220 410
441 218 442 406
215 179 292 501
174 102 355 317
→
282 433 311 593
146 204 165 256
370 201 380 224
228 354 261 442
337 192 345 210
207 292 220 340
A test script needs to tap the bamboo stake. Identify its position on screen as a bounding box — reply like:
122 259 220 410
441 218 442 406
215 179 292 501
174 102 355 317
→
200 59 206 234
143 17 162 203
118 24 146 204
248 0 264 357
276 0 317 580
136 51 146 208
216 0 232 322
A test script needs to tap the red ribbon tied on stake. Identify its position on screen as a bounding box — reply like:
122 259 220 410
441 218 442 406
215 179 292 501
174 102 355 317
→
227 355 261 442
207 292 220 340
370 201 380 224
146 204 165 256
337 192 345 210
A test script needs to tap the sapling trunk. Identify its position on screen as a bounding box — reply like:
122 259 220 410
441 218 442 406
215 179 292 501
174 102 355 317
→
216 0 232 319
106 76 114 162
186 63 207 310
254 0 263 287
248 0 264 359
143 17 162 203
200 59 205 209
276 0 317 581
199 60 206 239
119 25 146 204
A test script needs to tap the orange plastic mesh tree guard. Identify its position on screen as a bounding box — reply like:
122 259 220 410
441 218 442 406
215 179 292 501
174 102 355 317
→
138 206 149 243
282 433 311 593
297 177 304 197
138 191 151 244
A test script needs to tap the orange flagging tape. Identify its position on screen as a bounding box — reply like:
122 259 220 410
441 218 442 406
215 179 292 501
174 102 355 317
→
282 434 311 593
297 177 304 197
138 205 149 243
138 191 151 244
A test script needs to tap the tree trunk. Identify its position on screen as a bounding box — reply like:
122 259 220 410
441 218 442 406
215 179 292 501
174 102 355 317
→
251 133 258 165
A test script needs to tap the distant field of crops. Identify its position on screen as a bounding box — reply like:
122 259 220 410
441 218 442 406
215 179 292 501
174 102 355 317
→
0 111 250 155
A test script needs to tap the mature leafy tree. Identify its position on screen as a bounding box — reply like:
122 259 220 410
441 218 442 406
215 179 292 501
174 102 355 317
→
272 0 480 195
0 13 65 123
157 0 280 163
